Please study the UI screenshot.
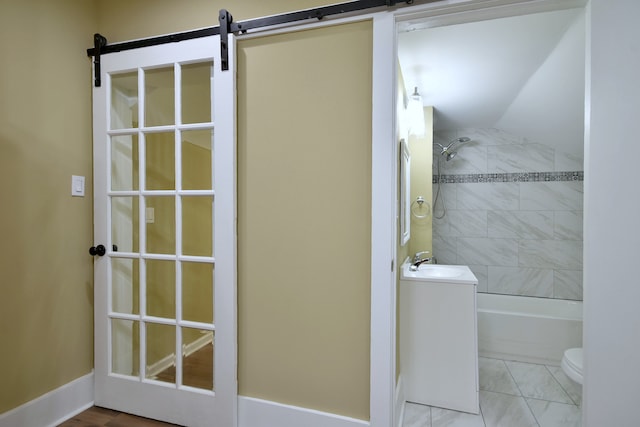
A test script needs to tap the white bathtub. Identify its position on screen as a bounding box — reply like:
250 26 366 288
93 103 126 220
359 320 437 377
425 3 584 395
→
477 293 583 365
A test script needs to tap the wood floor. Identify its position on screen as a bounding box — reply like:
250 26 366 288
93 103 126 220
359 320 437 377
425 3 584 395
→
154 342 213 390
57 406 181 426
58 344 213 426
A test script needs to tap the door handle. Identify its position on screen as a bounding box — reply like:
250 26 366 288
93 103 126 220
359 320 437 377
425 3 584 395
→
89 244 106 257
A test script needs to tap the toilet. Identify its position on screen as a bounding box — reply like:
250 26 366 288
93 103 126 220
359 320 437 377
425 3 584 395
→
561 347 583 385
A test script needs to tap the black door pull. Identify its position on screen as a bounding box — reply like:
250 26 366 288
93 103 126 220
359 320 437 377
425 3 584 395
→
89 244 106 257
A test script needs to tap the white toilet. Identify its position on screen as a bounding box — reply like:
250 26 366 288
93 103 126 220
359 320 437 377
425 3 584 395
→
561 347 583 385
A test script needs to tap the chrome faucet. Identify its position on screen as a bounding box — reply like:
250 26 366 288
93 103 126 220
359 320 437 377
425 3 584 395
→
410 251 432 271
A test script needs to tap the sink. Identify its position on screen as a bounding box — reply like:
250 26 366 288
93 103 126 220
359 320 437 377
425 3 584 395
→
401 261 477 284
415 265 464 278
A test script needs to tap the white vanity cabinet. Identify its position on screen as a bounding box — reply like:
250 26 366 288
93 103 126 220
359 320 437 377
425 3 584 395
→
400 262 479 414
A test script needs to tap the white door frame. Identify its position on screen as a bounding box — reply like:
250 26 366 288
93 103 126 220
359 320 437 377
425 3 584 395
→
386 1 587 426
370 11 397 427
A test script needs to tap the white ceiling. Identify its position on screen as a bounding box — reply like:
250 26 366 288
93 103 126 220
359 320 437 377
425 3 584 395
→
397 7 585 155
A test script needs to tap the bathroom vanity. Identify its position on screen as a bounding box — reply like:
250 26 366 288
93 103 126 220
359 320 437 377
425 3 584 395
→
400 261 479 414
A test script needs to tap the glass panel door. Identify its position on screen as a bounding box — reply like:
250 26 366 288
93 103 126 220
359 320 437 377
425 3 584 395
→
109 61 216 392
92 35 236 427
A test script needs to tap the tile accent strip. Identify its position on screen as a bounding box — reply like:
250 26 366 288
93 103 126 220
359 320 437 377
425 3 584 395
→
433 171 584 184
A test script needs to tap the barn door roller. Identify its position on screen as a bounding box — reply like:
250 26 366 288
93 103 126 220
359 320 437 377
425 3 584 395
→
92 33 107 87
219 9 232 71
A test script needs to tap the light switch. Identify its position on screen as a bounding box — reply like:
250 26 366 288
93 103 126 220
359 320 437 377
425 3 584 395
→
71 175 85 197
146 207 155 223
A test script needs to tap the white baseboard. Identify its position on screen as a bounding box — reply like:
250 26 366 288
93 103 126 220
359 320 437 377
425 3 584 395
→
0 371 94 427
394 375 405 427
238 396 370 427
1 372 372 427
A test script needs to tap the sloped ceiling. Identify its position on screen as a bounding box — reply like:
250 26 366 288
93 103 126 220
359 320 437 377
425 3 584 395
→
397 8 585 156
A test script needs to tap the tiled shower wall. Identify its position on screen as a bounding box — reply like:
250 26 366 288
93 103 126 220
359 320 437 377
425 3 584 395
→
432 128 583 300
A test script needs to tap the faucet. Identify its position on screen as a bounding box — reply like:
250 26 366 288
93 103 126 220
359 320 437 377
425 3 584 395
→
409 251 432 271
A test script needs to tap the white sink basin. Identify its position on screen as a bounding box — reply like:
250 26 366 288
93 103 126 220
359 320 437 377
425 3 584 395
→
401 261 477 284
415 265 464 278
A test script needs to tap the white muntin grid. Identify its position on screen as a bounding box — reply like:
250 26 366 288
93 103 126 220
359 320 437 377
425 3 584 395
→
106 63 216 393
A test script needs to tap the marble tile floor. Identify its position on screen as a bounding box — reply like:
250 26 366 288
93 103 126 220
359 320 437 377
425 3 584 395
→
403 357 582 427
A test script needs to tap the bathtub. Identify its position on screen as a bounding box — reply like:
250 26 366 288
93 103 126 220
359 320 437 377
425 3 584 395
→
477 293 582 365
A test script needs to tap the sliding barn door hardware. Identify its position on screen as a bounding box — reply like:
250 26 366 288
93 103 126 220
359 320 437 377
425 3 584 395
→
88 0 421 82
92 33 107 87
219 9 232 71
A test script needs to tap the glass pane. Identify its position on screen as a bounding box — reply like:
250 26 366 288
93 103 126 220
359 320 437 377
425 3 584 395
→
181 62 212 124
182 262 213 323
145 67 174 127
182 196 213 257
112 196 139 253
146 323 176 384
111 319 139 377
182 328 214 390
146 197 175 254
182 130 212 190
146 260 175 319
145 132 175 190
112 258 139 315
111 134 139 191
110 72 138 130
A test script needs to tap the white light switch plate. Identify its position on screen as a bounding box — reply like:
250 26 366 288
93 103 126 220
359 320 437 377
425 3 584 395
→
71 175 85 197
146 207 155 223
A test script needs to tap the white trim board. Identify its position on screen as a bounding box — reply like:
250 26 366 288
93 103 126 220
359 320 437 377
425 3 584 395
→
0 372 94 427
238 396 370 427
370 11 398 427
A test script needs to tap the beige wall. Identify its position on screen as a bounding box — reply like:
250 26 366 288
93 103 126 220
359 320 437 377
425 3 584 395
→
408 107 434 257
0 0 96 413
237 22 373 420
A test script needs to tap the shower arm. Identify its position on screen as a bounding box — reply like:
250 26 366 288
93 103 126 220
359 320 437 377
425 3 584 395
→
437 137 470 155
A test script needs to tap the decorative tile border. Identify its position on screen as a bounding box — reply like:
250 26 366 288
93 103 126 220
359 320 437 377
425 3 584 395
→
433 171 584 184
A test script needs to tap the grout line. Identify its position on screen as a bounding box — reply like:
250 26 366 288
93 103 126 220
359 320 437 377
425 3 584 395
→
545 364 581 407
522 396 542 427
504 359 574 403
478 397 487 427
502 360 525 398
503 360 541 427
478 388 523 398
478 357 521 397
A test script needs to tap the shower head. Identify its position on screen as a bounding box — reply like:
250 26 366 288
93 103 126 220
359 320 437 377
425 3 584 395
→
440 137 470 151
438 136 471 159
